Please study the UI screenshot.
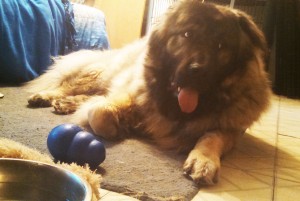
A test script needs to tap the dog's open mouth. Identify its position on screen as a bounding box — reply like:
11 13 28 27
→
170 82 199 114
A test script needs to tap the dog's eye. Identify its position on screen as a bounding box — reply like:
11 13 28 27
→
218 42 226 50
182 31 192 38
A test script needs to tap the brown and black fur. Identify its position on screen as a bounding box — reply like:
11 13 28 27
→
27 0 271 185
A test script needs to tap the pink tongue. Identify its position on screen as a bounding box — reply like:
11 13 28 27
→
178 88 199 113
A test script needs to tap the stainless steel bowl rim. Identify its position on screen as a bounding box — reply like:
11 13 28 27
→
0 158 92 201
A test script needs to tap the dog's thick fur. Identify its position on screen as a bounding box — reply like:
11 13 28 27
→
27 1 271 185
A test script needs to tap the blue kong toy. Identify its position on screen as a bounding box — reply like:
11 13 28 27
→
47 124 106 169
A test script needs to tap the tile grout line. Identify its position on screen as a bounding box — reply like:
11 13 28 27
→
99 189 111 200
271 96 282 201
277 133 300 139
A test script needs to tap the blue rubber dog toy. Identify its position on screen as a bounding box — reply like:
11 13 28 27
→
47 124 106 169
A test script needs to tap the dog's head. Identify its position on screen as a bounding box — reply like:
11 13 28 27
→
145 0 267 119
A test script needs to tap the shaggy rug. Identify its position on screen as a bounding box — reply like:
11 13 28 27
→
0 86 199 201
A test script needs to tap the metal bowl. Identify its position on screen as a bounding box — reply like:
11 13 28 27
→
0 158 92 201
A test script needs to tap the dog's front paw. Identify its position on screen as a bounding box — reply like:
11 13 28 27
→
28 93 53 107
88 102 120 140
52 98 77 114
183 150 220 185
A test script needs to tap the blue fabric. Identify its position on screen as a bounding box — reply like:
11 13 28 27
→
62 0 77 51
66 3 110 53
0 0 65 83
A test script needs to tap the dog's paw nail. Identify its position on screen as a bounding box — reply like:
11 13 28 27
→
183 171 191 177
201 167 209 176
183 166 192 175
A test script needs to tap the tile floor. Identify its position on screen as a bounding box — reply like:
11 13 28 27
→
98 95 300 201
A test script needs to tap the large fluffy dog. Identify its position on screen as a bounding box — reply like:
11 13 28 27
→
27 0 271 185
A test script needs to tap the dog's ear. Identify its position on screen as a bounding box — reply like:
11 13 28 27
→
237 11 268 53
149 29 163 51
148 27 170 61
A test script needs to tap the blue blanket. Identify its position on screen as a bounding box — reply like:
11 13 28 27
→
65 3 110 54
0 0 110 84
0 0 65 83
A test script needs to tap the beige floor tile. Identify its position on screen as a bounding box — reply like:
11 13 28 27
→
274 186 300 201
219 167 271 190
274 167 300 187
224 140 275 171
278 97 300 138
100 189 110 198
200 176 240 192
227 135 276 159
222 160 239 169
276 156 300 168
99 190 139 201
226 156 274 170
200 167 274 193
276 135 300 179
192 189 272 201
277 135 300 157
246 169 275 186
